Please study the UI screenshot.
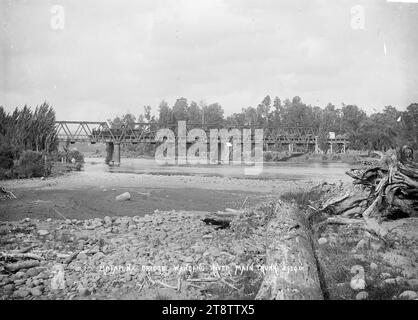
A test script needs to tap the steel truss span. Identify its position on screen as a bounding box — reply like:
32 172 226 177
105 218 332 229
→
54 121 348 146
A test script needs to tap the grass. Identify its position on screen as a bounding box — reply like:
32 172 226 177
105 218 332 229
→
314 224 416 300
203 269 263 300
154 292 171 300
280 189 325 207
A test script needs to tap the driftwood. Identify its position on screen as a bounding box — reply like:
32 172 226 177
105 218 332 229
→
0 186 16 200
321 146 418 238
1 252 43 261
64 250 81 264
5 260 40 272
256 203 323 300
17 245 39 254
202 210 242 228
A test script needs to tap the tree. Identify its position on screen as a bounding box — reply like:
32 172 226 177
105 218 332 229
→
272 96 284 126
122 113 136 125
243 107 257 126
0 103 57 178
341 104 367 150
143 105 155 123
225 113 245 126
172 97 188 122
158 100 173 125
282 96 313 127
187 101 202 124
401 103 418 149
256 95 271 127
203 103 224 126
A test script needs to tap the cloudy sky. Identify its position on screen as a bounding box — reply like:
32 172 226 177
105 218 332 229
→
1 0 417 121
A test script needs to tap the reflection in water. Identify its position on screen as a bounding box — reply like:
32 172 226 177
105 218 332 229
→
84 158 355 181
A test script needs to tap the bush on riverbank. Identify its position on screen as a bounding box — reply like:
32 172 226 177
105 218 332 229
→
0 150 53 179
0 103 58 179
55 149 84 163
15 150 51 178
0 144 15 173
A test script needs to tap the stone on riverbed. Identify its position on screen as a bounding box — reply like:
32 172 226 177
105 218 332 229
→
37 229 49 236
115 192 131 201
399 290 417 300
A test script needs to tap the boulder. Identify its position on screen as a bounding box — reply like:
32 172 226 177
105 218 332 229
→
37 229 49 236
370 262 378 271
116 192 131 201
77 252 88 261
318 237 328 245
356 291 368 300
103 216 113 226
30 287 42 297
399 290 418 300
14 289 29 298
79 287 91 297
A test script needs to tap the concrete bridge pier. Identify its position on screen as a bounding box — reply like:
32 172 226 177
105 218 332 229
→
105 142 121 165
105 142 114 164
113 142 121 165
315 136 320 154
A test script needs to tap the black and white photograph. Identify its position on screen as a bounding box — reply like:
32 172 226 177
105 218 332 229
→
0 0 417 306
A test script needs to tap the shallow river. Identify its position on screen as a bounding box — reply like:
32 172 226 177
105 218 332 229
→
84 157 355 181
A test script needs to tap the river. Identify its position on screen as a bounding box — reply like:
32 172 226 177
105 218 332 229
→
84 157 355 181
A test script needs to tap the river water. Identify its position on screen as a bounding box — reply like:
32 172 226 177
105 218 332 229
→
84 157 356 181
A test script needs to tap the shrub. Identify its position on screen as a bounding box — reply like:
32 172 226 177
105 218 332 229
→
264 151 273 162
16 150 46 178
0 168 14 179
55 149 85 163
0 156 13 170
332 154 341 161
67 149 84 163
0 144 15 169
74 162 82 171
280 189 325 207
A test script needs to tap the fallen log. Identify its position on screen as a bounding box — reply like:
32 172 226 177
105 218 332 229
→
256 203 323 300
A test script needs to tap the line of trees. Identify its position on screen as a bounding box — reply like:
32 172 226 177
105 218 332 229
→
0 102 58 179
0 103 57 156
109 96 418 152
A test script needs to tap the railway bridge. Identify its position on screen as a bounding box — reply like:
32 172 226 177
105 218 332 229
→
54 121 348 164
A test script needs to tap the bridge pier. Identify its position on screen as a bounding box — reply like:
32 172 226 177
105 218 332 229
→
105 142 114 164
105 142 121 165
315 136 320 154
113 142 121 165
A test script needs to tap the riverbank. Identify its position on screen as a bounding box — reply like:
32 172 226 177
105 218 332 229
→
1 169 416 300
0 169 334 221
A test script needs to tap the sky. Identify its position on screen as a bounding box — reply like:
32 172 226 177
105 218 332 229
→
1 0 418 121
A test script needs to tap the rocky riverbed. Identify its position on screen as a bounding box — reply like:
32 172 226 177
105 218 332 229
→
0 205 274 300
1 169 417 300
